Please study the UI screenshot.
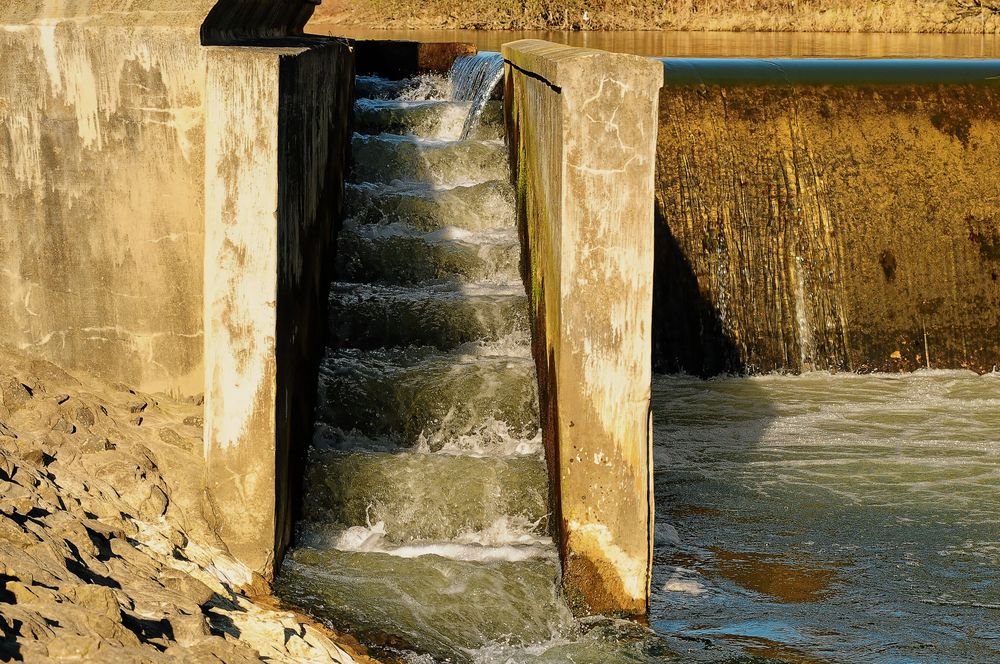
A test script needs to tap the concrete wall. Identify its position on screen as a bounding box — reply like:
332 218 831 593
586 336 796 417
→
654 59 1000 376
0 2 355 577
503 39 661 618
0 24 207 397
204 43 354 579
0 1 324 398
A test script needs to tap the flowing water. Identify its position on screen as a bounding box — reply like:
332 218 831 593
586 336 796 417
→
276 56 637 663
651 371 1000 663
277 47 1000 664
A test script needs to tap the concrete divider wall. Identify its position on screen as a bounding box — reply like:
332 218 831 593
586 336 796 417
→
204 42 354 578
654 59 1000 376
0 2 355 578
503 39 661 617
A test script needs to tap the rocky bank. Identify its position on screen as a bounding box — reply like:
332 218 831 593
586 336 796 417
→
0 347 374 663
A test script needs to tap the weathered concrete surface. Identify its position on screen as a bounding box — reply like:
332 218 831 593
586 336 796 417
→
0 0 318 37
654 60 1000 375
0 346 366 663
503 39 661 617
204 43 354 579
1 2 354 578
0 24 207 397
0 3 324 400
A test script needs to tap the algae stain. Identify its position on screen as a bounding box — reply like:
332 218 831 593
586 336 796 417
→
708 547 838 603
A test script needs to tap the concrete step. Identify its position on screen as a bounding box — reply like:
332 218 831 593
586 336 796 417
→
344 180 516 232
353 98 503 141
328 281 529 352
350 133 508 186
315 345 539 452
336 224 520 286
299 449 549 544
278 544 566 660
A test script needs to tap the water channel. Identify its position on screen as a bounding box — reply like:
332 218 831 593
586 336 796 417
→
276 32 1000 664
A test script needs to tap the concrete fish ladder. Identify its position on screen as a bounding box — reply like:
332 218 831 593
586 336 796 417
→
503 39 662 617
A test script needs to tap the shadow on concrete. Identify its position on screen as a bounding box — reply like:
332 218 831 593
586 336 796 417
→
652 202 743 378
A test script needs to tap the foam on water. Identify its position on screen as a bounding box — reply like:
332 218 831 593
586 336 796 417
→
317 515 555 563
344 179 515 232
651 370 1000 662
337 222 520 284
353 98 473 140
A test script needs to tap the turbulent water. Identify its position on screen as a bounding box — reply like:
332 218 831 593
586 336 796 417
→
651 371 1000 663
277 54 1000 664
276 57 599 664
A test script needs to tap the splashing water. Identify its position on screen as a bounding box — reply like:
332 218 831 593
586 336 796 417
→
449 51 505 139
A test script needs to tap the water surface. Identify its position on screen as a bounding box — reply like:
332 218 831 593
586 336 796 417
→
652 371 1000 663
315 28 1000 59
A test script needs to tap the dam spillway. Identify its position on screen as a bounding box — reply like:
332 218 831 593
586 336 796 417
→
653 58 1000 377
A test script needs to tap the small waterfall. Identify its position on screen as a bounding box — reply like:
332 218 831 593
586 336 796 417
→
449 52 505 140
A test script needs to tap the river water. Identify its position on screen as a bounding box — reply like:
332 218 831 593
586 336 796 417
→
317 28 1000 59
651 371 1000 663
275 37 1000 664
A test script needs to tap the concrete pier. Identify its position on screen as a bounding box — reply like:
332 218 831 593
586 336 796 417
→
503 40 662 617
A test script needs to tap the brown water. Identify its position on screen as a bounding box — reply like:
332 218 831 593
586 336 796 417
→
314 28 1000 58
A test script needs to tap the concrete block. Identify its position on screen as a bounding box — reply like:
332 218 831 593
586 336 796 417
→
203 42 353 578
503 39 661 617
0 24 207 397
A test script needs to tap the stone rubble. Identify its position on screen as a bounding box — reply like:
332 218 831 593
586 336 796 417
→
0 347 372 663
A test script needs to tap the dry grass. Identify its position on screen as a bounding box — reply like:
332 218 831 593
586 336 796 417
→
312 0 1000 33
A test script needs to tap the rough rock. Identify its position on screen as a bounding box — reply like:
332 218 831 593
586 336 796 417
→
0 346 369 663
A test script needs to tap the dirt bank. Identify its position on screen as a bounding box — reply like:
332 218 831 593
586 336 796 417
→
311 0 1000 33
0 347 376 663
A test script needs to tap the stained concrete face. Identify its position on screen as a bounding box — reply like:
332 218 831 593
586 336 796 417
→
654 71 1000 375
503 39 661 617
0 2 324 400
0 24 207 397
203 42 354 579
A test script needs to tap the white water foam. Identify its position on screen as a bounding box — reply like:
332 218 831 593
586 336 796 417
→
327 515 555 563
399 74 453 101
354 98 473 140
416 417 542 458
346 221 517 247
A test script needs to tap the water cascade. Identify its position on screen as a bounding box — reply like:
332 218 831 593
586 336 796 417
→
275 58 648 663
450 51 505 139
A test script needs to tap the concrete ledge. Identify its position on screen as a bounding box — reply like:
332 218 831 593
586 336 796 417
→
353 40 476 78
503 39 661 617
